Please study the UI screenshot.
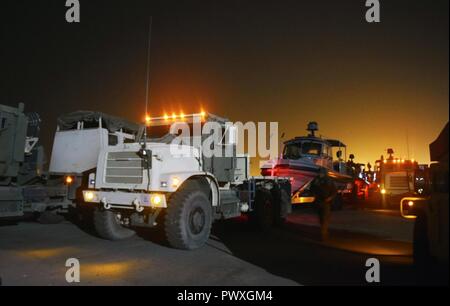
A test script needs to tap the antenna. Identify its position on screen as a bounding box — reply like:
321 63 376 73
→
143 16 153 144
406 129 410 160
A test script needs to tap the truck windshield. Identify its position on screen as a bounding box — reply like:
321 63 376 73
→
146 122 208 139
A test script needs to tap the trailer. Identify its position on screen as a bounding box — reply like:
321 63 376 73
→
0 103 69 221
0 103 143 222
81 112 291 250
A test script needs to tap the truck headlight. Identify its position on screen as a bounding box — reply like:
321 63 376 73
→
149 194 167 207
151 194 163 206
84 191 95 202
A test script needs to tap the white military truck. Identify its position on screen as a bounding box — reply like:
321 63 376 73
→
49 111 143 205
81 112 291 250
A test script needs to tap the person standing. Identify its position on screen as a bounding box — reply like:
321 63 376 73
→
310 167 338 241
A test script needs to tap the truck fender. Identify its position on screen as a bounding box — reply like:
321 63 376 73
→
179 174 220 207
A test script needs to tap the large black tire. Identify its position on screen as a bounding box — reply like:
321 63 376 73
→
94 209 136 241
164 182 212 250
250 189 275 231
413 211 431 267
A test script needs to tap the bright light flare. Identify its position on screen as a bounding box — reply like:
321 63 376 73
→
151 194 163 206
172 177 180 188
84 191 95 202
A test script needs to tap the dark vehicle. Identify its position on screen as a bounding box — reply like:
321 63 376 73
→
0 103 69 222
401 122 449 267
372 148 425 208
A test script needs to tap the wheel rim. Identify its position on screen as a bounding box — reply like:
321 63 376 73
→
189 207 206 235
114 212 122 225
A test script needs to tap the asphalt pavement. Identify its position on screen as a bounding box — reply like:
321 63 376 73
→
0 207 447 286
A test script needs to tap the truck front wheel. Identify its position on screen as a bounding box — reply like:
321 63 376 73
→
164 182 212 250
94 209 136 241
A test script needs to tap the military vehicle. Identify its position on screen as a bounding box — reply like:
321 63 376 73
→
400 122 448 267
49 110 142 207
81 112 291 250
0 103 68 221
373 149 426 208
0 103 142 222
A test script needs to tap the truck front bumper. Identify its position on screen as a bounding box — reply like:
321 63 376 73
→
82 190 167 209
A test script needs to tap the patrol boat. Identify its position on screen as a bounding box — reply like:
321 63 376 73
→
261 122 354 206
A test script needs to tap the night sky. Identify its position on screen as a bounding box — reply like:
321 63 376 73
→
2 0 448 174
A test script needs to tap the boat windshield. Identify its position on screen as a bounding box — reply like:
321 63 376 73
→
301 142 322 156
283 141 323 159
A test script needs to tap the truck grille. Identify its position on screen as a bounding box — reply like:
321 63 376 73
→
105 152 143 184
388 176 409 188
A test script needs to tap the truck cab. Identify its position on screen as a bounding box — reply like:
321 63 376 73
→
49 111 142 201
373 149 422 208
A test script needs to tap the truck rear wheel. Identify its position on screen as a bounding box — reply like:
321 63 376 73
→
94 209 135 241
164 182 212 250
